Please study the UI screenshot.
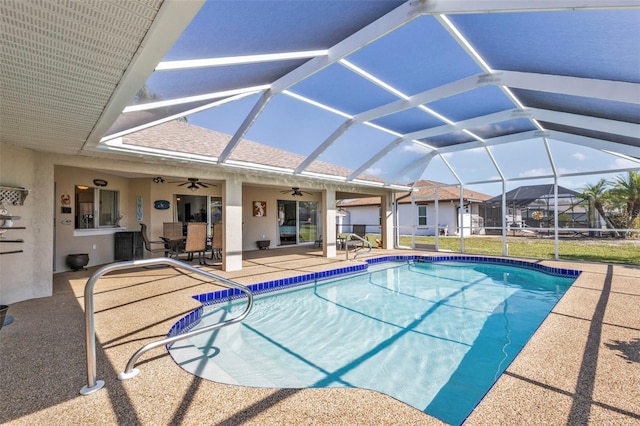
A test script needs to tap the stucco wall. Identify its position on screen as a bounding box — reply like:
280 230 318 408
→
0 141 388 303
0 143 53 305
54 166 133 272
242 186 321 251
343 203 462 237
136 177 222 258
396 203 459 236
344 206 380 234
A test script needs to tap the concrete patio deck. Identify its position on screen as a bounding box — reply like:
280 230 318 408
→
1 246 638 425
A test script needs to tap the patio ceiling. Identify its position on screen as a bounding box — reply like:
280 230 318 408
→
1 1 639 190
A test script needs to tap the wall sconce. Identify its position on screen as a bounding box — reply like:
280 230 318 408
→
76 185 89 190
152 177 165 184
93 179 108 187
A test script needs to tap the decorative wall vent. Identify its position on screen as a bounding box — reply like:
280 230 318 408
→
0 186 30 206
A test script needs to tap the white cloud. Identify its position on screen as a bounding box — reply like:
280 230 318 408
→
572 152 586 161
365 167 383 176
519 168 552 178
472 122 517 135
613 157 640 168
402 143 432 154
556 166 581 175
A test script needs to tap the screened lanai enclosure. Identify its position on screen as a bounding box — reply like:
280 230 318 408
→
1 0 639 261
482 184 583 232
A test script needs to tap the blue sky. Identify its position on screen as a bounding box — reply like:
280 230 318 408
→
189 94 638 197
150 3 639 198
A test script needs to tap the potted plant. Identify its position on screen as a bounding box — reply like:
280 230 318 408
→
0 305 9 331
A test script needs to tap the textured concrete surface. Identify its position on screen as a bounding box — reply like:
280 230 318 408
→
1 247 638 425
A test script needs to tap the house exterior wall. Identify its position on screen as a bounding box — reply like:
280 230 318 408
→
0 141 390 304
241 186 322 251
380 194 393 249
343 201 485 238
144 177 222 249
323 190 337 257
343 206 380 234
336 210 349 233
1 143 53 305
397 203 459 236
223 178 243 271
54 166 131 272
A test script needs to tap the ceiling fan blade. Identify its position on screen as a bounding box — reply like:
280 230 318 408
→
177 182 188 186
199 183 208 188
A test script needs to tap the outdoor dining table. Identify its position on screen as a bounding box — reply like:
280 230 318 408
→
159 236 186 258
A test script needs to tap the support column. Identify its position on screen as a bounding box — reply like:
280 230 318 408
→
381 192 393 249
322 189 337 258
222 179 243 271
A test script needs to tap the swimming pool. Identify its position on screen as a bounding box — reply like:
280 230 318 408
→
168 257 579 425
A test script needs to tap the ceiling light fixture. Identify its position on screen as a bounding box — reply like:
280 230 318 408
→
152 176 165 183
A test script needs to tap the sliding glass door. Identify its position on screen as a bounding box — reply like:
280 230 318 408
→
277 200 320 245
174 194 222 237
298 201 320 244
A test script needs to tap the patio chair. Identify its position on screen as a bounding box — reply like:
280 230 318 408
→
139 223 168 257
182 222 208 265
314 234 322 248
163 222 183 238
162 222 184 258
349 224 367 250
209 222 222 260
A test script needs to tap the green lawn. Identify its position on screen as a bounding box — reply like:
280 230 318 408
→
370 235 640 265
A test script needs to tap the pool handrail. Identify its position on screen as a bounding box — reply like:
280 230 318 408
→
79 257 253 396
343 233 372 260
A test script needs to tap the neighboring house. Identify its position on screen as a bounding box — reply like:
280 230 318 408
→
338 180 492 237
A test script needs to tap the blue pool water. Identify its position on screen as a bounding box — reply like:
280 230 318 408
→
169 260 576 425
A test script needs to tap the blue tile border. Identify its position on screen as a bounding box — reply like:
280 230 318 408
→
167 255 581 339
166 305 203 345
369 255 582 279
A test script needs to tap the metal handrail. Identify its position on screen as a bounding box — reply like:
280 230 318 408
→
79 257 253 396
343 233 372 260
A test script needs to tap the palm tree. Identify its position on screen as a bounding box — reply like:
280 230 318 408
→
132 84 157 104
577 179 619 237
133 84 188 122
609 171 640 232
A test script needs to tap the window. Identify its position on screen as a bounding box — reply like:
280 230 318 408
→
75 186 120 229
417 205 427 226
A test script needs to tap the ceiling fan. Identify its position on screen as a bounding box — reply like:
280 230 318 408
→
281 187 312 197
169 178 216 191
